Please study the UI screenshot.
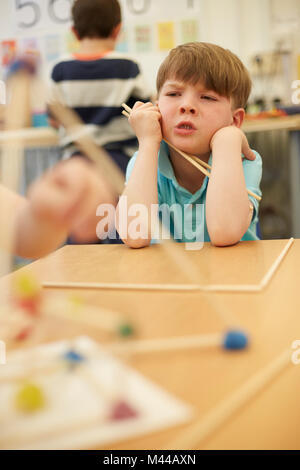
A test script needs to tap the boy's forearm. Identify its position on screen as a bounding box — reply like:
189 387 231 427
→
206 139 251 246
116 141 159 248
14 203 68 258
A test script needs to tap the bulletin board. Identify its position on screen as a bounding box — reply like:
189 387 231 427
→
117 0 202 89
0 0 203 90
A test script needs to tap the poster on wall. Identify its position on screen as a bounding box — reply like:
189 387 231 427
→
158 22 175 51
1 40 17 66
19 37 40 56
116 28 129 53
44 35 62 62
180 19 198 43
134 25 152 53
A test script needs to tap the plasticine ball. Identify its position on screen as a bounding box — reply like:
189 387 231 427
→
68 295 84 311
14 325 33 342
118 323 134 338
14 273 41 299
15 383 45 413
13 273 41 315
62 349 86 371
62 349 86 366
109 400 138 421
223 330 249 350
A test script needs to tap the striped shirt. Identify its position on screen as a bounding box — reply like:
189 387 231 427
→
50 50 152 160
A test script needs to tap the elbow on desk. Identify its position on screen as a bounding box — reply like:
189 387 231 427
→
209 228 242 247
210 237 239 247
207 217 250 247
115 215 151 249
122 237 151 249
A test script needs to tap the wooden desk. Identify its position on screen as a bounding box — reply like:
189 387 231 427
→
2 239 300 450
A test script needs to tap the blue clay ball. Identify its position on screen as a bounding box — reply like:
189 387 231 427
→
223 330 249 350
62 349 86 365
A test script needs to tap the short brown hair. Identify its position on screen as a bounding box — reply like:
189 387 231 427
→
72 0 121 40
156 42 251 109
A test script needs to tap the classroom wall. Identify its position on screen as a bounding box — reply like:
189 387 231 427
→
0 0 299 104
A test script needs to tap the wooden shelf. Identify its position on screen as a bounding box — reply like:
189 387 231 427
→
0 127 59 148
243 114 300 133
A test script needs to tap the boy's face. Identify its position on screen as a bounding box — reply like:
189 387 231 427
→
157 79 242 158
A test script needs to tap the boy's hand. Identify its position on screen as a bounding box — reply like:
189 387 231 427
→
27 158 116 242
210 126 256 161
129 101 162 147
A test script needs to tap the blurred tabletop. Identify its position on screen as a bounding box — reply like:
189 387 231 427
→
2 239 300 450
243 113 300 133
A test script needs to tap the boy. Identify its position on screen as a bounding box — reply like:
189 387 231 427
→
1 157 116 259
49 0 151 173
116 42 262 247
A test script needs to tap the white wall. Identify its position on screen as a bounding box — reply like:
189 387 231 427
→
0 0 14 40
0 0 299 104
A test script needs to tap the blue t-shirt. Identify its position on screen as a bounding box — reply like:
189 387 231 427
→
125 141 262 243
